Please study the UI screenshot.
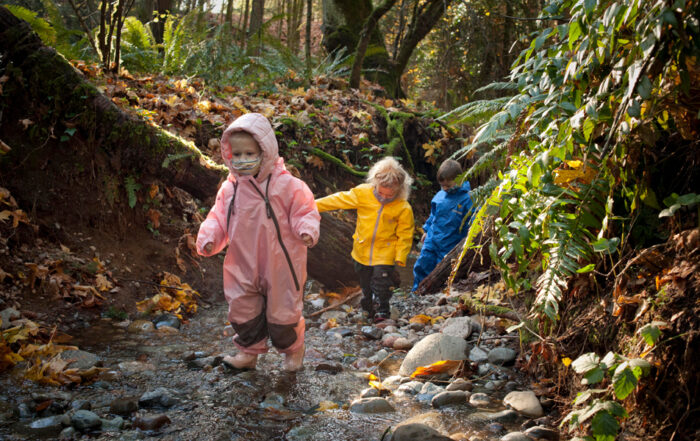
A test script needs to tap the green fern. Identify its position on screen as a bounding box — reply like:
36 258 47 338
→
5 4 56 44
124 176 141 209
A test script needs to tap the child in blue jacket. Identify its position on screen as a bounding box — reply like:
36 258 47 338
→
412 159 474 291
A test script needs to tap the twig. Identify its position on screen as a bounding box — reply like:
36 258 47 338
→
309 290 362 317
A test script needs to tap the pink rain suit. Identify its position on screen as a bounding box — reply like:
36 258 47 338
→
196 113 320 355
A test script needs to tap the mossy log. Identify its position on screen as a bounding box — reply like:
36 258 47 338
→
308 213 359 288
415 233 492 295
0 6 225 201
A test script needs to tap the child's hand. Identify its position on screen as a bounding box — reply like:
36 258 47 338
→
203 242 213 253
420 233 426 243
301 233 314 247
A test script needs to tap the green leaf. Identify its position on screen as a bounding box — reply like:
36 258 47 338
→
628 99 641 118
569 21 583 50
659 204 681 218
591 411 620 441
677 193 699 205
584 0 597 15
583 366 605 385
613 363 638 399
583 118 595 141
639 323 662 346
629 358 651 379
572 352 600 374
576 263 595 273
637 76 652 100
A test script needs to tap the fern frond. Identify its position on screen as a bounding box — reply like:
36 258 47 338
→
474 82 519 95
440 96 511 125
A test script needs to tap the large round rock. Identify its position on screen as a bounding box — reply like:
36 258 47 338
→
390 423 452 441
398 334 468 376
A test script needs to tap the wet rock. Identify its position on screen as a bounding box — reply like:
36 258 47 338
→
31 391 72 402
127 319 155 333
260 393 285 411
393 337 414 350
109 398 138 415
390 423 452 441
349 397 395 413
524 426 559 441
59 426 77 439
0 307 20 329
382 375 404 389
101 416 125 432
478 363 494 376
320 310 347 321
153 313 180 329
485 380 503 391
408 322 425 331
15 401 34 418
361 326 383 340
431 391 468 408
440 317 473 339
30 414 70 436
396 381 423 395
501 432 530 441
469 346 489 363
382 334 400 348
69 400 90 411
539 398 555 409
469 393 491 407
375 319 397 329
287 423 324 441
139 387 178 408
369 349 390 363
486 422 505 434
187 355 221 369
118 361 156 375
352 358 373 370
360 387 380 398
488 347 517 365
59 349 102 370
327 327 354 338
398 334 468 376
503 391 544 418
156 325 179 334
133 414 170 431
446 379 473 392
71 410 101 432
417 382 444 403
384 325 398 333
315 361 343 374
469 409 520 423
505 381 519 392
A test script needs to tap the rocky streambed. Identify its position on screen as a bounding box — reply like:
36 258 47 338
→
0 288 561 441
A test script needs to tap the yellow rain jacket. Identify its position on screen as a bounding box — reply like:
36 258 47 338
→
316 183 415 267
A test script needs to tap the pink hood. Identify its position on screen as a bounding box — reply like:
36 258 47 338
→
221 113 280 181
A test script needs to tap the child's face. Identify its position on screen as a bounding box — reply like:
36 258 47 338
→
440 179 457 192
229 134 262 175
376 185 398 200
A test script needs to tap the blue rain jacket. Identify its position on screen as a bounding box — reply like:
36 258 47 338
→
422 182 474 256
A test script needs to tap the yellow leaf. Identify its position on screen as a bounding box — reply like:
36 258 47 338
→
562 357 572 367
367 373 379 381
409 314 432 325
317 400 339 411
565 160 583 168
369 380 388 390
95 274 113 291
410 360 461 378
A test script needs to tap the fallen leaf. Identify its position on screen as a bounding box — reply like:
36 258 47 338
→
409 314 432 325
410 360 461 378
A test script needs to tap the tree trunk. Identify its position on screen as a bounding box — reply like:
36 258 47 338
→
307 213 358 288
349 0 397 89
248 0 265 37
415 233 492 295
304 0 312 78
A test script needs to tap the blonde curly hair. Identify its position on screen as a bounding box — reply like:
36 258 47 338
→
366 157 413 200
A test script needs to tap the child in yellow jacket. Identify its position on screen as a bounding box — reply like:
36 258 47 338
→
316 157 415 321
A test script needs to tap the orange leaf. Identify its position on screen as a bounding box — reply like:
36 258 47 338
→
409 314 432 325
410 360 461 378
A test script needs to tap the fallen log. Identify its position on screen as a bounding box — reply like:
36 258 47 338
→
415 232 492 295
308 213 359 288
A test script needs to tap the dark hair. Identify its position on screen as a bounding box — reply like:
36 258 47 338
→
437 159 462 182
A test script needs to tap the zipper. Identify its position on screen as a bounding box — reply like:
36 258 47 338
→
368 204 384 265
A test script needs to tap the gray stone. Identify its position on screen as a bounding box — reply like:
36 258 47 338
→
59 426 77 439
398 334 468 376
503 391 544 418
139 387 178 408
486 422 505 434
127 319 155 333
469 392 491 407
15 401 34 418
153 313 180 329
118 360 156 375
71 410 101 432
396 380 423 395
382 375 403 389
314 361 343 374
431 391 468 408
133 414 170 431
501 432 530 441
30 414 70 436
349 397 395 413
0 307 20 329
360 387 380 398
393 337 414 350
109 398 138 415
260 393 285 411
70 400 91 411
101 416 125 432
390 423 452 441
361 326 383 340
446 379 473 391
187 355 221 369
320 310 347 321
469 346 489 363
524 426 560 441
469 409 520 423
488 347 517 365
440 316 473 339
59 350 101 370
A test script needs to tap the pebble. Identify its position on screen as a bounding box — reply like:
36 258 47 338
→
397 381 423 395
139 387 178 408
109 398 139 415
524 426 560 441
382 334 400 348
70 399 92 411
486 422 504 433
260 393 285 411
440 316 474 339
349 397 395 413
469 409 520 423
361 326 383 340
153 313 180 329
101 416 125 432
488 347 517 365
59 426 77 439
118 361 156 375
29 414 70 436
59 349 102 370
393 337 414 350
501 432 530 441
133 414 170 431
315 361 343 374
469 346 489 363
391 422 452 441
127 319 155 333
469 393 491 407
431 391 468 408
71 409 102 432
446 379 473 392
360 387 380 398
503 390 544 418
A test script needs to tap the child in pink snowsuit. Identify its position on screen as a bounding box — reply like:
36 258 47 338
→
196 113 320 372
